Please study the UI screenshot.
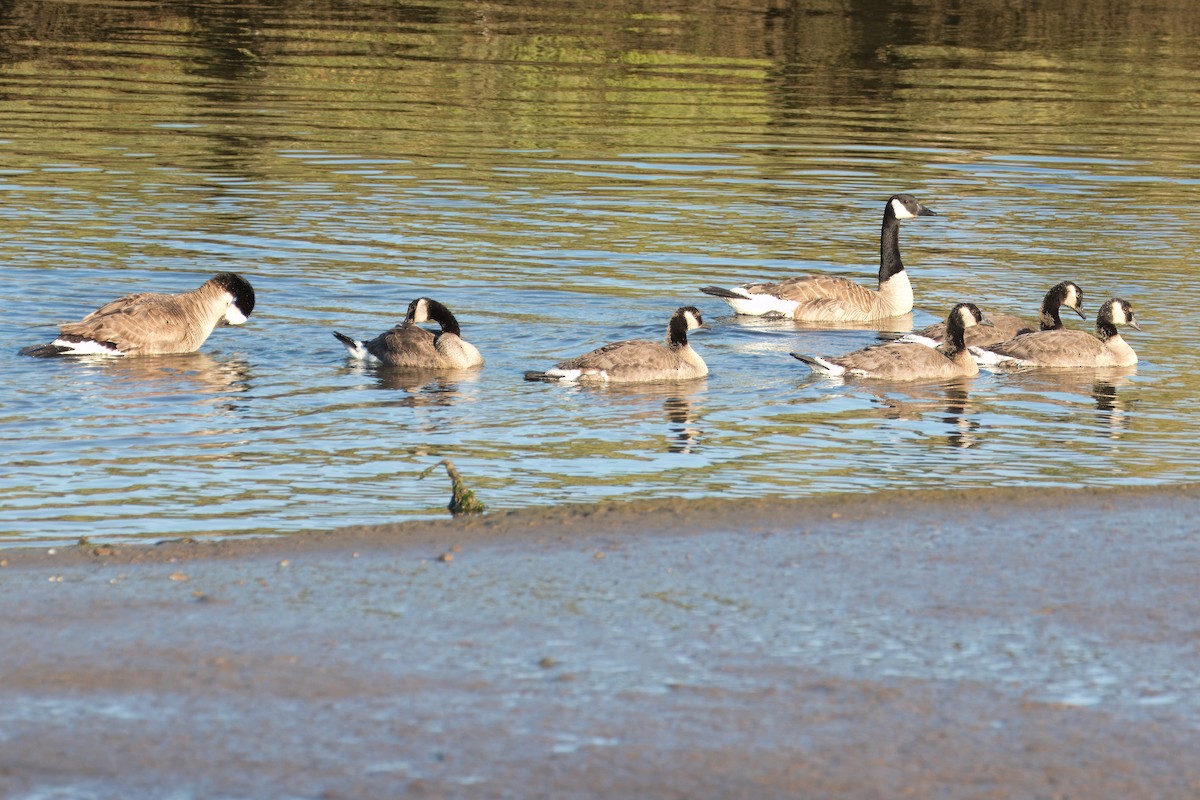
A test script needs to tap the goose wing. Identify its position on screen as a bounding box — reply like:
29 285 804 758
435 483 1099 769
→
58 293 195 354
985 329 1106 366
553 339 662 371
745 274 869 303
832 342 964 379
366 323 441 366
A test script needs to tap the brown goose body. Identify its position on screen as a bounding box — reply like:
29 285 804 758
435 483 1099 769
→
792 303 989 381
525 307 708 384
975 298 1139 369
334 297 483 369
23 272 256 357
700 194 937 322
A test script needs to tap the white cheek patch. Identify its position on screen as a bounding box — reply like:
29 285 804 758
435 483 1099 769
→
410 300 430 324
891 198 916 219
224 305 249 325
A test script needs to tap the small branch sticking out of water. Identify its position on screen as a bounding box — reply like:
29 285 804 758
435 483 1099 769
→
419 459 486 517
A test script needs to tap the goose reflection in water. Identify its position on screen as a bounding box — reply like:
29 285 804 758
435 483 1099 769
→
1002 367 1138 439
353 363 481 407
662 395 702 454
76 352 252 412
862 380 980 449
572 380 708 455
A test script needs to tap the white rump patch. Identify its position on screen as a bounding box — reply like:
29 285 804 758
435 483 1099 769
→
53 338 124 356
224 305 249 325
890 197 917 219
337 338 376 362
719 289 800 318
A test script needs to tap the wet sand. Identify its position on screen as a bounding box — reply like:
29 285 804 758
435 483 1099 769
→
3 485 1200 799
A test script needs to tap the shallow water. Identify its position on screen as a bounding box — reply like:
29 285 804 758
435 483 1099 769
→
2 0 1199 544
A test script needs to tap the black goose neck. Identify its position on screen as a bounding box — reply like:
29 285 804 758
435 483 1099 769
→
1095 301 1118 341
667 312 690 348
879 203 904 282
1038 303 1064 331
425 300 461 336
1038 284 1070 331
943 312 968 356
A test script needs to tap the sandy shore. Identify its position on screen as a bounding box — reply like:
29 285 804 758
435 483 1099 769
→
3 485 1200 799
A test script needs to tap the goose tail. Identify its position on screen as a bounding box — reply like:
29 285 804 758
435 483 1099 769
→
332 331 370 361
790 352 846 376
699 285 748 300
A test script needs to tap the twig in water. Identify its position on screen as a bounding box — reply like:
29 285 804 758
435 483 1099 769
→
419 459 486 517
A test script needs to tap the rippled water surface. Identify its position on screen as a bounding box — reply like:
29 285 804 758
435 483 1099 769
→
2 0 1199 543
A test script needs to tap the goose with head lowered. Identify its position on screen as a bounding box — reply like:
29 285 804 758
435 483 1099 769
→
21 272 256 357
700 194 937 322
524 306 707 383
887 280 1086 349
791 302 991 381
333 297 483 369
971 298 1140 369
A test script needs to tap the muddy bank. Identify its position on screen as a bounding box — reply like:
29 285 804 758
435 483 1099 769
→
2 485 1200 798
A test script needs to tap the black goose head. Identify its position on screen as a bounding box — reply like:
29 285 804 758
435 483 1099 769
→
944 302 990 350
886 194 937 221
405 297 461 335
1097 298 1140 337
668 306 704 346
211 272 256 324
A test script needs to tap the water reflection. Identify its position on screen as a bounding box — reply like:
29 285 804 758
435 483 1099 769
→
343 363 481 406
662 395 701 454
74 353 251 405
714 313 915 334
999 368 1138 438
565 380 708 455
862 380 979 449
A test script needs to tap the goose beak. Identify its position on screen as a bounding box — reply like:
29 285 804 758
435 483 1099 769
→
1072 306 1087 319
917 205 937 217
1128 319 1142 332
979 318 995 327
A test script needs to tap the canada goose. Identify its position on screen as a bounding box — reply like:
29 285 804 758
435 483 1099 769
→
889 281 1086 348
333 297 483 369
972 298 1140 368
21 272 255 357
524 306 708 383
791 303 990 381
700 194 937 322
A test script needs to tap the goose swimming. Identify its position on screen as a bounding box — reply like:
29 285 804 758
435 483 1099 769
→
524 306 707 383
333 297 483 369
972 298 1139 368
889 281 1086 349
791 303 990 381
700 194 937 322
22 272 256 357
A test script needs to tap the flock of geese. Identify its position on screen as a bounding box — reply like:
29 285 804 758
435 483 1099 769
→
21 193 1142 384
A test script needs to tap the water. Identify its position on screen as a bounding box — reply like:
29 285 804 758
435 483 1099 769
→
2 0 1199 544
